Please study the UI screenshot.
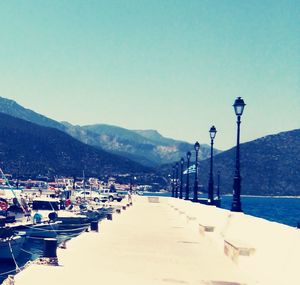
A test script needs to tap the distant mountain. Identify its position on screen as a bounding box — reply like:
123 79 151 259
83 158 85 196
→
0 96 65 131
0 97 219 166
0 113 149 178
80 124 158 166
81 124 218 166
195 129 300 196
134 129 178 145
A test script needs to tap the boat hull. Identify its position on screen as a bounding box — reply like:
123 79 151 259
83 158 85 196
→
0 234 25 260
16 221 62 238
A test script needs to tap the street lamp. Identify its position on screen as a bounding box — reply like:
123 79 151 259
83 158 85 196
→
193 141 200 202
168 174 171 196
16 161 20 190
175 163 179 198
231 97 246 212
171 165 175 197
207 125 217 205
130 175 133 192
185 151 191 200
179 158 184 199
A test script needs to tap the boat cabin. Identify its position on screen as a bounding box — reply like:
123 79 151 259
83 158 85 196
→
32 198 61 211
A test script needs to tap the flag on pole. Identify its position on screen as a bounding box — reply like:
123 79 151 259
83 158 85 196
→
183 164 197 175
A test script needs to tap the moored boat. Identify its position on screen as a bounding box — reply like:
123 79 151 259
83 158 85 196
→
31 197 89 230
0 226 26 260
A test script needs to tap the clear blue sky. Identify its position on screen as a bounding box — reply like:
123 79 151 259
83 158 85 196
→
0 0 299 150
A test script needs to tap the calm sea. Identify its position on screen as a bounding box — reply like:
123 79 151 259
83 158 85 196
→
221 195 300 227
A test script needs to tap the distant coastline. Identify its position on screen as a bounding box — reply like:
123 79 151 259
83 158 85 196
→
143 192 300 199
223 194 300 199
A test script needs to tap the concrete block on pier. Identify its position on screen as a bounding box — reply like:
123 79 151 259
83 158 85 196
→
186 215 196 222
147 196 159 203
199 223 215 235
224 239 255 263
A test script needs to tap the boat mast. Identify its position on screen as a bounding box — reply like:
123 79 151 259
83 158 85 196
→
0 168 17 199
83 170 85 201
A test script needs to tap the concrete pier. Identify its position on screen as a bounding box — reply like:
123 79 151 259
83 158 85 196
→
11 196 299 285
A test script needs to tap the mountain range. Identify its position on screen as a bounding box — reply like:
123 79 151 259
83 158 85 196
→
0 112 148 178
0 97 218 167
0 96 299 196
161 129 300 196
211 128 300 196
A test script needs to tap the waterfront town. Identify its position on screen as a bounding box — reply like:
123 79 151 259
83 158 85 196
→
0 174 153 194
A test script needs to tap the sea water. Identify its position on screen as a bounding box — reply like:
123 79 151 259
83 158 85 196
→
221 195 300 227
0 231 81 283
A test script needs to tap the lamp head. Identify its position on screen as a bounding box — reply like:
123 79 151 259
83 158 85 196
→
233 97 246 116
209 125 217 140
180 157 184 165
194 141 200 152
186 151 191 160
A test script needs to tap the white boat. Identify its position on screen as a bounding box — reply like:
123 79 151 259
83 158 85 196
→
0 228 26 260
5 199 62 238
31 197 89 229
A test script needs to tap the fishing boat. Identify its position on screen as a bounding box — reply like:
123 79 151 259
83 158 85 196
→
0 170 63 241
31 197 90 230
78 200 110 221
3 196 61 238
91 203 114 220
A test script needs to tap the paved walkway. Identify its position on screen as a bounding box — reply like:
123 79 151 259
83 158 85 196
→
14 197 252 285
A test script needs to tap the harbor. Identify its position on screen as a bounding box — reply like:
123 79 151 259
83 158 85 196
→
0 2 299 284
3 196 299 285
0 174 125 283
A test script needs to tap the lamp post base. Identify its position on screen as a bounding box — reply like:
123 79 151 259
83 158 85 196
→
231 207 243 213
192 183 198 203
231 203 242 212
231 175 242 212
207 179 214 206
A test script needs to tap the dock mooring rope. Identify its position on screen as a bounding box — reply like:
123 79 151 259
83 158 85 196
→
8 241 21 273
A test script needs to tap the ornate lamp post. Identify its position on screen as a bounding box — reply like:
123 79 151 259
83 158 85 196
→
193 141 200 202
231 97 246 212
185 151 191 200
175 163 179 198
207 126 217 205
171 165 175 197
179 158 184 199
